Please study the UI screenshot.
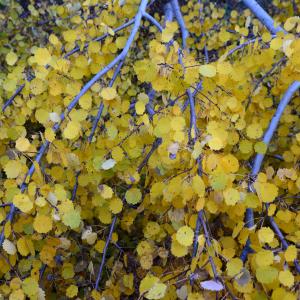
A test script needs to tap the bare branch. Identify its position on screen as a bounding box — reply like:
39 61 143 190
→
242 81 300 267
242 0 285 34
170 0 189 49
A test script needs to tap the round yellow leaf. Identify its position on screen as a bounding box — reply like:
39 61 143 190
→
34 48 51 66
109 197 123 214
63 121 81 140
95 240 106 253
15 137 30 152
227 258 243 277
45 128 55 142
17 237 30 256
256 266 278 284
6 52 18 66
284 245 297 262
13 194 33 213
125 188 142 205
3 239 16 255
255 250 274 267
176 225 194 247
171 239 188 257
246 123 263 139
22 277 39 298
253 182 278 203
199 64 217 77
66 285 78 298
100 87 117 100
135 101 146 115
223 188 240 205
278 270 294 288
33 215 53 233
258 227 274 244
4 160 22 179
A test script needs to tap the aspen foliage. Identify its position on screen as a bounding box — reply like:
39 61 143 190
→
0 0 300 299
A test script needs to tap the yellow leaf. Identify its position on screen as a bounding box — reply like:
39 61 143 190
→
4 160 22 178
278 270 294 288
246 123 263 139
146 282 167 300
17 237 30 256
227 258 243 277
135 101 146 115
15 137 30 152
6 51 18 66
33 215 53 233
256 266 278 284
100 87 117 100
161 21 178 43
199 64 217 77
3 239 16 255
284 245 297 262
176 225 194 247
171 239 188 257
270 37 283 50
49 34 59 45
98 184 113 199
109 197 123 214
63 121 81 140
45 127 55 142
255 250 274 267
22 277 39 298
192 175 205 197
79 93 92 110
95 240 106 253
125 188 142 205
253 181 278 203
13 193 33 213
34 48 51 66
258 227 274 244
223 188 240 206
66 285 78 298
284 17 299 31
140 275 159 294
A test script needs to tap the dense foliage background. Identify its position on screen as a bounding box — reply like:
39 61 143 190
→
0 0 300 299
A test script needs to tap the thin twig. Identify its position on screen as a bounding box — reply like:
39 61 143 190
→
2 18 135 113
242 0 285 34
137 138 162 173
95 215 117 290
246 56 286 109
242 81 300 265
170 0 189 49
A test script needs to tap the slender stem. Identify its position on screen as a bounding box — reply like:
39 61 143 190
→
145 88 156 120
95 215 117 290
143 12 163 32
246 56 286 109
227 35 276 57
187 89 198 145
64 19 135 58
164 2 174 24
2 84 25 112
198 211 218 279
242 81 300 263
0 205 16 246
0 203 12 208
88 60 124 143
71 171 80 202
269 217 300 273
2 19 135 113
137 138 162 173
251 81 300 177
242 0 285 34
170 0 189 49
